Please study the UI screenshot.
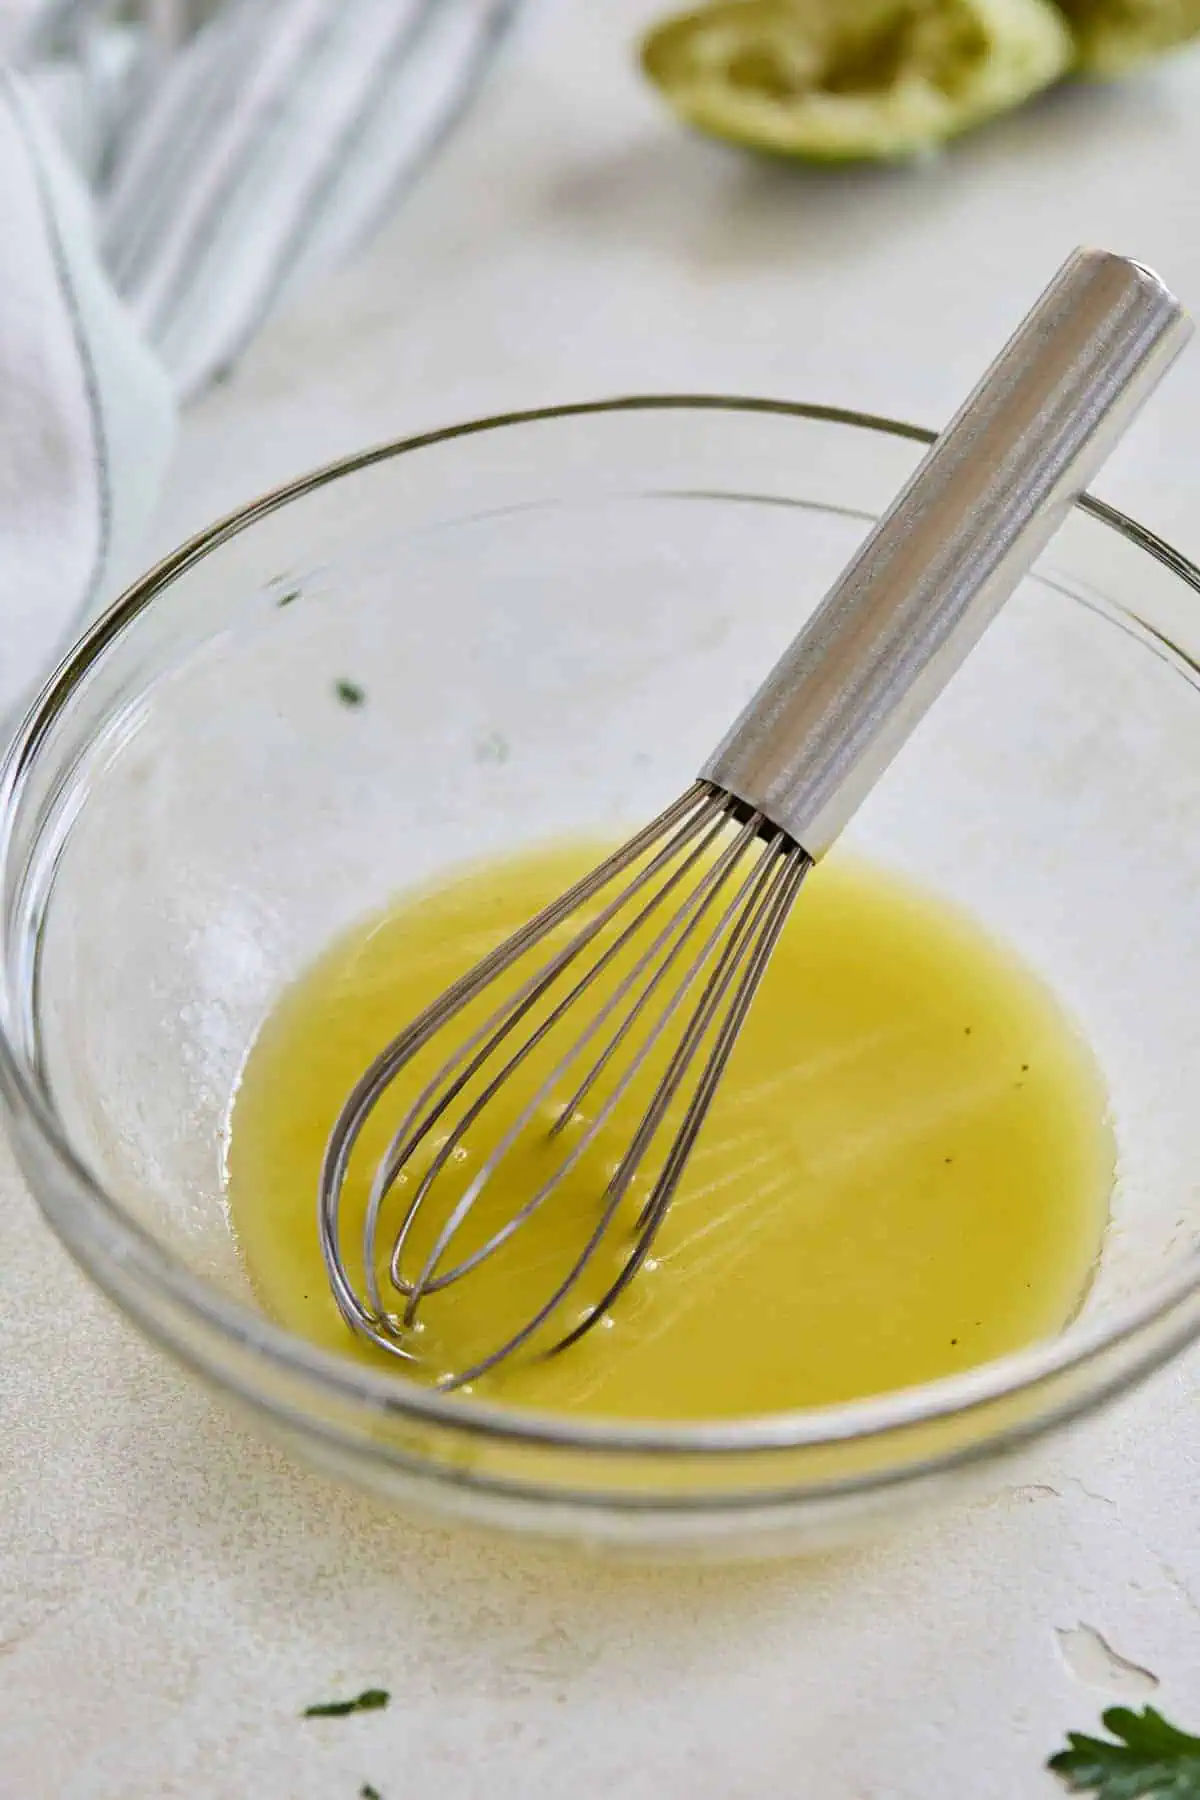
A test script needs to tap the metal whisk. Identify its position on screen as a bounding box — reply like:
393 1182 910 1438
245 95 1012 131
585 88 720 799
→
319 248 1191 1387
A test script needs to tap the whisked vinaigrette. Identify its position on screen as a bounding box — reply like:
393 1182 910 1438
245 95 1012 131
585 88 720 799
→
225 845 1113 1421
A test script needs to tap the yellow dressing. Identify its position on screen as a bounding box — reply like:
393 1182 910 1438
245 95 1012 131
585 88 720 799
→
225 845 1113 1421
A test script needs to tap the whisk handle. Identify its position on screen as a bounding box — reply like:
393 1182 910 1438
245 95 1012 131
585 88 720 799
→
702 247 1192 859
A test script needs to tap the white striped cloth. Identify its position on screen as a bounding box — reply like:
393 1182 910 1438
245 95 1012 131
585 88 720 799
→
0 65 173 717
0 0 517 714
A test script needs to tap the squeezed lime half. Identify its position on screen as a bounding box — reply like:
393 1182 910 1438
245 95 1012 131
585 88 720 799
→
1054 0 1200 75
641 0 1075 161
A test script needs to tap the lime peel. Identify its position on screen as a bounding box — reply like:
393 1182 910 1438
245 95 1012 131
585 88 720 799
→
1054 0 1200 75
641 0 1075 162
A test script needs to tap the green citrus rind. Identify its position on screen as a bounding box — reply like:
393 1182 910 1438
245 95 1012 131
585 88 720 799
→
641 0 1075 162
1055 0 1200 75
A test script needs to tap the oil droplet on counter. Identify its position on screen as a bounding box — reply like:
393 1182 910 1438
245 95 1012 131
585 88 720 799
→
1054 1624 1160 1698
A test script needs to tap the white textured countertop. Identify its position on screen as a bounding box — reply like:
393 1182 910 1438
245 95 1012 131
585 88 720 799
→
5 4 1200 1795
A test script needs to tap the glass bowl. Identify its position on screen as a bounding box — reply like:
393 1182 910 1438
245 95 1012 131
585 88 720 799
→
4 396 1200 1559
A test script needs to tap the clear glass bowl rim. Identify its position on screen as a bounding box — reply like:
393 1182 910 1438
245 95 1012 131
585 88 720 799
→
4 392 1200 1469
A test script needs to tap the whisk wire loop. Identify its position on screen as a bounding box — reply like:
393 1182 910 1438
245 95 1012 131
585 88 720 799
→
317 785 810 1381
318 781 714 1339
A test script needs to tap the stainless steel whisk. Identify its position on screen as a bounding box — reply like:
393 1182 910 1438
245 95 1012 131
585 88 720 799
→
320 248 1191 1387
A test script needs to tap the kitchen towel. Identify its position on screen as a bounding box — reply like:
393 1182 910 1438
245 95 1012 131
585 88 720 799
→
0 65 173 717
1 0 518 715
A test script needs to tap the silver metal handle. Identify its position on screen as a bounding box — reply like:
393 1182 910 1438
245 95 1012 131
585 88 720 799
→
702 248 1193 859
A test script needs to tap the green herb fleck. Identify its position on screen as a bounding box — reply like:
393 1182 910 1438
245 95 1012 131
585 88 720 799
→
276 588 301 609
474 729 511 765
361 1787 383 1799
1049 1705 1200 1795
303 1688 390 1719
335 679 367 709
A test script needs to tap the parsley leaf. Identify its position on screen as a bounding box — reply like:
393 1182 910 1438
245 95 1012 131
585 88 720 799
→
1049 1706 1200 1796
360 1786 383 1799
302 1687 390 1719
334 678 366 708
